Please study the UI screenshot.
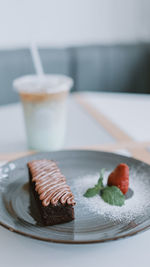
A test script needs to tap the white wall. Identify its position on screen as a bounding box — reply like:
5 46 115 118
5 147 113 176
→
0 0 150 48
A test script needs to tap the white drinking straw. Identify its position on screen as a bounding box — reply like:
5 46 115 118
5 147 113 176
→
30 43 44 76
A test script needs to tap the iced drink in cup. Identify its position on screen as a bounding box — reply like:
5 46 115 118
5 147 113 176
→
13 75 73 151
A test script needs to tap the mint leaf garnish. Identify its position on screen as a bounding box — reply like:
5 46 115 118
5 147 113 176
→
84 185 100 197
101 186 125 206
98 168 105 188
84 169 105 198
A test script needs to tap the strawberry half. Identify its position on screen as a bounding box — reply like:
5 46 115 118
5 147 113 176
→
107 163 129 195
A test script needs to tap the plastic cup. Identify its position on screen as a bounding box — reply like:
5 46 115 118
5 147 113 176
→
13 74 73 151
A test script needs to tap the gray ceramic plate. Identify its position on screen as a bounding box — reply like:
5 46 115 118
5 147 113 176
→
0 150 150 244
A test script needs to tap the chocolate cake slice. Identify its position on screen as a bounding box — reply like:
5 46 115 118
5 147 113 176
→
28 159 75 226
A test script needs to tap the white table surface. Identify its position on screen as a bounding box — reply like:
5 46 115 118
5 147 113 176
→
84 92 150 142
0 92 150 267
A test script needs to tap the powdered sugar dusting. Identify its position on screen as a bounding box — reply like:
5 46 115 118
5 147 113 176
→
71 168 150 223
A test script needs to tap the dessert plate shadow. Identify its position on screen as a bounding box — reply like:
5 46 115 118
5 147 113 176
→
0 150 150 244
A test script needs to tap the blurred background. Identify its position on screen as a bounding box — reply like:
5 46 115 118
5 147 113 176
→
1 0 150 105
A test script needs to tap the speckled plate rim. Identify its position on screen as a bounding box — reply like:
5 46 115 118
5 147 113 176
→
1 150 150 244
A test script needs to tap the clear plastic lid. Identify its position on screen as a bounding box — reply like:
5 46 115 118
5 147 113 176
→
13 74 73 94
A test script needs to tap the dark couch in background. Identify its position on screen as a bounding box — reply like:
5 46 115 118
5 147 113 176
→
1 44 150 105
